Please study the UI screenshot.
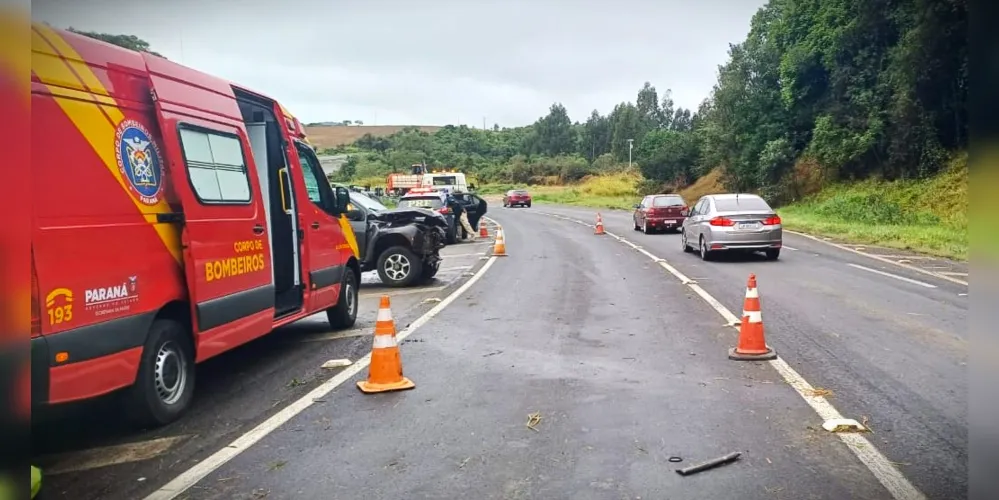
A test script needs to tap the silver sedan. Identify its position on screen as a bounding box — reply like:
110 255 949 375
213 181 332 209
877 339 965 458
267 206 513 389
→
680 194 783 261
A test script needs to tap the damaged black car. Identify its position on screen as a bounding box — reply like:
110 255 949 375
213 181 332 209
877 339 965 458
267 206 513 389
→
344 190 448 287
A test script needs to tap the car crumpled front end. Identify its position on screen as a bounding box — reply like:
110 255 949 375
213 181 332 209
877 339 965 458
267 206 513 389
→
369 207 448 257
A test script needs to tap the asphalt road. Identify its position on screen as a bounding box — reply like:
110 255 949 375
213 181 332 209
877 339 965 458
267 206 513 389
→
33 204 968 500
135 205 964 500
31 237 496 500
530 204 968 500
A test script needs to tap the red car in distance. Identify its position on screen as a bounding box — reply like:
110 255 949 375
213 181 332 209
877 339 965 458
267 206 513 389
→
633 194 689 233
503 189 532 208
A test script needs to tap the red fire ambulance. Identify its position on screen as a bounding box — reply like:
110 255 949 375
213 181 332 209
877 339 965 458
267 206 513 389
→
30 24 362 426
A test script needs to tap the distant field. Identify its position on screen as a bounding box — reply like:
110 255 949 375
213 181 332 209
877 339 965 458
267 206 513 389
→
305 125 443 148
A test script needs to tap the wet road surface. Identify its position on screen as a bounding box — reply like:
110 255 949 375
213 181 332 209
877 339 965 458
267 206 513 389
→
33 203 968 500
155 207 919 500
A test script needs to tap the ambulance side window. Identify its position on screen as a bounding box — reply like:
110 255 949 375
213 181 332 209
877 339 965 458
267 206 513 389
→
296 143 337 216
179 128 252 204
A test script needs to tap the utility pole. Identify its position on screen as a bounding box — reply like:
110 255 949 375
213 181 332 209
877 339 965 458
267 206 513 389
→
627 139 634 169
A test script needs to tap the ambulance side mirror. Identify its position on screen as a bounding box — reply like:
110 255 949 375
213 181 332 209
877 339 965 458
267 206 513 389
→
334 186 350 213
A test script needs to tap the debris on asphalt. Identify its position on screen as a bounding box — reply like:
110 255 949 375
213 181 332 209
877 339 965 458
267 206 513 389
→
458 457 471 469
668 456 683 463
675 452 742 476
806 387 834 397
822 418 870 433
321 359 352 369
422 297 442 304
483 350 503 357
286 378 306 388
526 411 542 431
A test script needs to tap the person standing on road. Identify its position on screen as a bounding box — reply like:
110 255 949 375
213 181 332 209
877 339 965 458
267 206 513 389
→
446 191 476 241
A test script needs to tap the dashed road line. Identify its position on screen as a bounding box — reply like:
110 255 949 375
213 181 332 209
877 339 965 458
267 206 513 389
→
784 229 967 286
783 245 798 251
533 210 926 500
42 435 189 475
847 263 937 289
144 244 503 500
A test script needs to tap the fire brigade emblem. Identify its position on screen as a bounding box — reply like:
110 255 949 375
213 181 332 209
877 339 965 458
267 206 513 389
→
128 276 138 294
115 120 164 205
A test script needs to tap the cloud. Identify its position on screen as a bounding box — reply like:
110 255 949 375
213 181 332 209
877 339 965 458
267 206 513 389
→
33 0 764 126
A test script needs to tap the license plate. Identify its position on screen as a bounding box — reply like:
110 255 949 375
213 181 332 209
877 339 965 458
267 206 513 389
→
666 219 677 224
738 222 762 230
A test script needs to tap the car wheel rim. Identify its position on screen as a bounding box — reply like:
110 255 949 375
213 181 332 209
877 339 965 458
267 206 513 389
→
700 239 707 259
384 254 411 281
682 231 687 249
154 341 187 405
345 281 356 317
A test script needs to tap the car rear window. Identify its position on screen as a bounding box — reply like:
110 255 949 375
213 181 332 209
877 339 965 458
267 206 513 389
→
652 196 684 207
398 196 444 210
714 197 772 212
512 190 529 195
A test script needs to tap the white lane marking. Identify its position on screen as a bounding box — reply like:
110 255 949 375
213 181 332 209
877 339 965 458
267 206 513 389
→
783 245 799 251
938 271 968 277
440 265 473 271
43 435 189 475
785 229 967 286
359 286 446 298
145 259 502 500
445 252 487 258
847 263 937 289
535 212 926 500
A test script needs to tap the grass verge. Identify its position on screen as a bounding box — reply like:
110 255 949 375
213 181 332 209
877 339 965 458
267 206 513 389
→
779 155 967 260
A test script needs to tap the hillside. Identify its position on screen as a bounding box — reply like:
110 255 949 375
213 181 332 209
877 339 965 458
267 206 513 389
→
305 125 443 149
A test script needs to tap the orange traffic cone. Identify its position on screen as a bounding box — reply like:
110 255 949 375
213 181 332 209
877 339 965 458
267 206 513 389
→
375 295 397 338
594 213 605 235
479 224 489 238
357 296 415 393
493 227 508 256
728 274 777 361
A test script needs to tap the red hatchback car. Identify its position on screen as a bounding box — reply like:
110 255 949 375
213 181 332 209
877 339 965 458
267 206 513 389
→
503 189 532 208
633 194 689 233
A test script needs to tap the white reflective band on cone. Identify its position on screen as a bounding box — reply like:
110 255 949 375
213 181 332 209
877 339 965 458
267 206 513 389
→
376 308 393 322
373 334 397 349
745 287 759 298
744 310 762 323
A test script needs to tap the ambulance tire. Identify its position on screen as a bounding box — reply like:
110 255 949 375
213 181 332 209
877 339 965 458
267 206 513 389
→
326 267 358 329
126 318 195 428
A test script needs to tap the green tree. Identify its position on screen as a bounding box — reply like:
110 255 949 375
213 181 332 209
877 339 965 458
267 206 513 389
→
534 103 574 157
610 103 643 162
68 28 165 58
635 129 701 185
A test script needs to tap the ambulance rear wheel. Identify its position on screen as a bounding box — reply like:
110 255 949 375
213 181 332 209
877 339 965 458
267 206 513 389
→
126 318 195 428
326 267 358 329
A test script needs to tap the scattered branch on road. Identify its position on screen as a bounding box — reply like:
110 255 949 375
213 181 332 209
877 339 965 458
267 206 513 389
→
526 412 542 431
675 452 742 476
805 387 833 398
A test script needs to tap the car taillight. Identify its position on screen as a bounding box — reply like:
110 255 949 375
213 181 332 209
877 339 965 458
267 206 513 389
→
680 206 689 216
764 215 781 225
438 207 451 215
31 250 40 337
709 216 735 227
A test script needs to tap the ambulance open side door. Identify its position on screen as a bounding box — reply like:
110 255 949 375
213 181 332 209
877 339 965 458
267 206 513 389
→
144 55 275 359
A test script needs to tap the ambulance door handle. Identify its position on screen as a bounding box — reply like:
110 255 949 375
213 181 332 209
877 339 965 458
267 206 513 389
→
253 224 265 235
310 222 320 229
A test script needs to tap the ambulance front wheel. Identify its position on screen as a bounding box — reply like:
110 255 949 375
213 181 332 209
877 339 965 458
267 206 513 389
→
326 267 358 329
126 318 195 428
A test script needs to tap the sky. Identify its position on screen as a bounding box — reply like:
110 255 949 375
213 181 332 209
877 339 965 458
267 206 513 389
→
34 0 766 127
